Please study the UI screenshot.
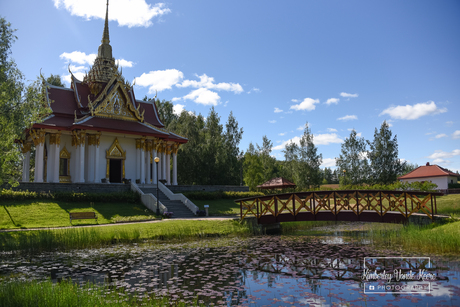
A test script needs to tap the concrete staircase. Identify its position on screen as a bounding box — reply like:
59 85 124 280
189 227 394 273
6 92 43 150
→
140 187 196 218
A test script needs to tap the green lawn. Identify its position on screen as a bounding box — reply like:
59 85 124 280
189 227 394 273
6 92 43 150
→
435 194 460 218
0 200 156 229
192 199 240 216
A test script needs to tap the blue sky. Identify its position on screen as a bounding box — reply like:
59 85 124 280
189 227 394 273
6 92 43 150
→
2 0 460 172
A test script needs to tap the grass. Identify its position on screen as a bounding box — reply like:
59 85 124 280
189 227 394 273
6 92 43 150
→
0 279 198 307
192 199 240 216
0 199 157 230
0 219 250 253
367 221 460 255
435 194 460 218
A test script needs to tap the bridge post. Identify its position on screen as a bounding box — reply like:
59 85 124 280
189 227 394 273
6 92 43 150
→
275 197 278 222
333 192 337 221
404 193 408 217
292 195 296 221
431 195 434 220
256 198 259 223
356 191 359 221
379 192 383 222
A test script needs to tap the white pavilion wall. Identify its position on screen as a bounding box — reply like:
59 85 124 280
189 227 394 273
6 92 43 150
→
96 135 138 182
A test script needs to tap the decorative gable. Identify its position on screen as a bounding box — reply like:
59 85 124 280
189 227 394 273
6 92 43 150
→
88 75 145 122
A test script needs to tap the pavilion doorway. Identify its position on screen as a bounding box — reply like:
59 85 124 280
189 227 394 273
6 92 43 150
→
109 159 122 183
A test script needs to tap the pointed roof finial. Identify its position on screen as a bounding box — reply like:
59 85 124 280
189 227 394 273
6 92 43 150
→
102 0 110 44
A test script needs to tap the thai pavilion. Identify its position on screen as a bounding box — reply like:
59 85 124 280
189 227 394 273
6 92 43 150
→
18 3 187 185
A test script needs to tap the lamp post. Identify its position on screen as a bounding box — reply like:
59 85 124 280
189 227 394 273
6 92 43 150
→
154 156 160 216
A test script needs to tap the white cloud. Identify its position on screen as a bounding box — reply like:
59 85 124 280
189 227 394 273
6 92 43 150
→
62 64 87 84
340 92 358 98
269 120 277 124
326 98 339 105
297 125 305 131
435 134 447 139
380 101 447 120
171 97 181 102
327 128 338 132
274 107 283 113
272 136 301 151
338 115 358 121
247 87 260 94
172 104 185 115
453 130 460 139
427 149 460 160
446 121 453 126
290 98 319 111
314 133 344 145
177 74 243 94
53 0 171 28
60 51 96 65
135 69 184 93
291 99 299 103
278 132 286 136
321 158 336 168
183 88 220 106
117 59 134 67
272 133 342 151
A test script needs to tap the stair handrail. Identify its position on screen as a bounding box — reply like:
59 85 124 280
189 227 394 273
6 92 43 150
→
131 182 167 214
158 182 198 215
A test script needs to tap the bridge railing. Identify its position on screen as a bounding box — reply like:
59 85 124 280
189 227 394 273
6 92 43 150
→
235 190 443 224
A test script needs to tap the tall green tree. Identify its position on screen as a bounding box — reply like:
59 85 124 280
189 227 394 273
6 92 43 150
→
298 122 322 188
243 142 264 190
367 121 405 184
0 17 49 184
46 74 65 87
335 129 370 185
257 135 277 182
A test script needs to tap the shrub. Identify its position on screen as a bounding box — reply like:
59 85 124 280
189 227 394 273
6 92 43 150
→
0 189 140 203
183 191 265 200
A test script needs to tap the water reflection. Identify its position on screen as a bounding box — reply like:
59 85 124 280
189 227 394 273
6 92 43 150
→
1 236 459 306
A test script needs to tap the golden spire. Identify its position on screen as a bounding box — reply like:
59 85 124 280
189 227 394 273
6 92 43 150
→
97 0 112 59
102 0 110 44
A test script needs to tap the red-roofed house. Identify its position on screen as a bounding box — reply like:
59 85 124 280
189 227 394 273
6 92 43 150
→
398 162 458 190
17 3 187 185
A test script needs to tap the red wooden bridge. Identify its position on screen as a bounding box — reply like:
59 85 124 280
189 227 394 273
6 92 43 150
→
235 190 442 224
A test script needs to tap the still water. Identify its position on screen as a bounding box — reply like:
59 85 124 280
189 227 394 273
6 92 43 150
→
1 235 459 306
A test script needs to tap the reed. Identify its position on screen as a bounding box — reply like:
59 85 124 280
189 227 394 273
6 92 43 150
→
0 220 250 253
0 279 199 307
367 221 460 254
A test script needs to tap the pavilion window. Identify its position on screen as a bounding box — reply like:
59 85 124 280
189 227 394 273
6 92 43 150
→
60 158 69 176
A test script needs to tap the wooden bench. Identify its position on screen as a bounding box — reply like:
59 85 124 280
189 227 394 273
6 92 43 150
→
69 212 98 223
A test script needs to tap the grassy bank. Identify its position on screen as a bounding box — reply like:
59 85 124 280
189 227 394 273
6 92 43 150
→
0 199 157 229
0 279 197 307
367 221 460 255
0 219 249 253
436 194 460 218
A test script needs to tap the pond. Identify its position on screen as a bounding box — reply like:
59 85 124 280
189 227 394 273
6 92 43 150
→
1 235 459 306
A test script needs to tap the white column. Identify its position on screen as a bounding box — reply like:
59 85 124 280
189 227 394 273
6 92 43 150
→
53 141 60 183
79 142 85 183
87 141 95 183
47 141 54 183
166 151 171 185
173 152 178 185
34 143 44 183
152 148 157 184
136 139 141 181
94 138 100 183
161 151 166 180
73 141 80 183
140 140 145 184
144 143 150 184
22 144 31 182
